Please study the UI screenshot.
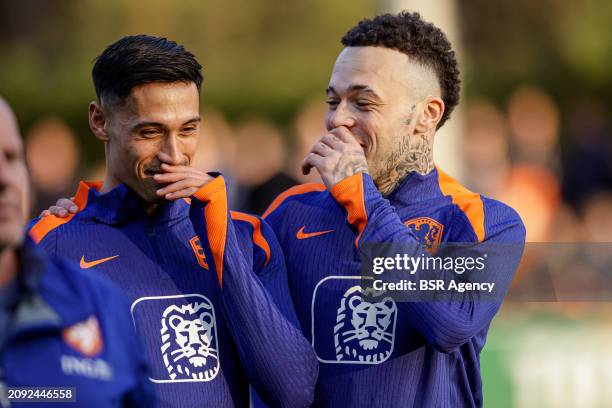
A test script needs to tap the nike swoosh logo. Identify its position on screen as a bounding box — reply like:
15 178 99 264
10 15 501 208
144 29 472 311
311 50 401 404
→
80 255 119 269
296 226 334 240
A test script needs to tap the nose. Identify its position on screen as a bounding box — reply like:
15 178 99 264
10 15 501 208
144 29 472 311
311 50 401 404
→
327 102 355 130
160 133 182 165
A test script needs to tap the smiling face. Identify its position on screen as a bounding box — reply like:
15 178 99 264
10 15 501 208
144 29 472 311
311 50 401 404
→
0 98 27 249
92 81 200 204
325 46 442 187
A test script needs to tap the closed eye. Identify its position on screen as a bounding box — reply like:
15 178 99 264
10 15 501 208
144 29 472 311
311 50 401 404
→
355 101 374 110
181 126 198 135
326 99 339 109
140 129 163 137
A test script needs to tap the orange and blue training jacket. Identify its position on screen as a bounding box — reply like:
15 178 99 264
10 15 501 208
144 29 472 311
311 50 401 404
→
28 175 317 408
263 167 525 408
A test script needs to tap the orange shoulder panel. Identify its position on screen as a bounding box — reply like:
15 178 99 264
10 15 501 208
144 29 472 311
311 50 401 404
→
262 183 326 219
329 174 367 249
193 176 227 287
437 167 485 242
230 211 271 266
29 181 101 244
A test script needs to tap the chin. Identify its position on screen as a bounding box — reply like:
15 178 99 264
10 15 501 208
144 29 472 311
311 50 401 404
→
133 179 164 203
142 190 166 204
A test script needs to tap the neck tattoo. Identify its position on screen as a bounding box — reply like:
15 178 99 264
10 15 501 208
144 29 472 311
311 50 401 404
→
375 132 434 196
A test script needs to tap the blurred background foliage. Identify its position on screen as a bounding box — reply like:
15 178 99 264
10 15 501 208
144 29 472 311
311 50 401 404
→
2 1 612 406
1 0 611 184
2 0 612 160
0 0 374 162
461 0 612 110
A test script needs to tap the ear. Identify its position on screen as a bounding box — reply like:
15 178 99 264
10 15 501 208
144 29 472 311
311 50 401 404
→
89 101 109 142
414 97 445 134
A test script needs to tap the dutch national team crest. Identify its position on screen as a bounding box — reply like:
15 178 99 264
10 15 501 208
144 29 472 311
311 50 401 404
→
189 236 209 270
131 294 220 383
312 277 397 365
404 217 443 253
62 315 104 357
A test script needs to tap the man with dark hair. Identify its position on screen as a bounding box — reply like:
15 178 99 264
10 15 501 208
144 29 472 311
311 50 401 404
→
46 13 524 406
30 35 317 408
263 12 525 406
0 97 155 407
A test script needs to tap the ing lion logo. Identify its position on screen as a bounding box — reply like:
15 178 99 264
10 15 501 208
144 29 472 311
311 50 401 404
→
334 286 397 363
404 217 443 253
160 301 219 381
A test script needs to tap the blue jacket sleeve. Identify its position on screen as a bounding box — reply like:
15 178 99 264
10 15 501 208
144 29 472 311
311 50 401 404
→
189 175 317 408
232 212 303 331
329 173 526 353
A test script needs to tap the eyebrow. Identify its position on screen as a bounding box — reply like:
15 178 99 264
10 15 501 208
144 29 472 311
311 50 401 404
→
326 85 381 99
131 116 201 131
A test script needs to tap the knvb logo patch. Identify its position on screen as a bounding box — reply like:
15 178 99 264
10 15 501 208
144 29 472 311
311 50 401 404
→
404 217 443 253
62 315 104 357
189 236 209 270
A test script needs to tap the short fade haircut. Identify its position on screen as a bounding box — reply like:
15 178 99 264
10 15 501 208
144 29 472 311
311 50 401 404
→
342 11 460 129
92 34 203 108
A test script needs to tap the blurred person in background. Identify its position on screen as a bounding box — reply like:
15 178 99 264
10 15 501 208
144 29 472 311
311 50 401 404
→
191 109 240 205
507 86 561 170
30 35 317 408
290 100 327 184
562 99 612 211
232 118 297 215
191 109 236 175
581 192 612 242
462 89 562 242
0 96 155 407
263 12 525 407
502 86 562 242
25 118 80 215
462 98 510 196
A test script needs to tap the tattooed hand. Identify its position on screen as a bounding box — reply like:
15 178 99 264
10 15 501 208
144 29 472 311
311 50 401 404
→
301 126 369 189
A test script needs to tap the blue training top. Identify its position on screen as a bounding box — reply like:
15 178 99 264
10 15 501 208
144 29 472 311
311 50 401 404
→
263 167 525 407
1 238 155 407
28 175 317 408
